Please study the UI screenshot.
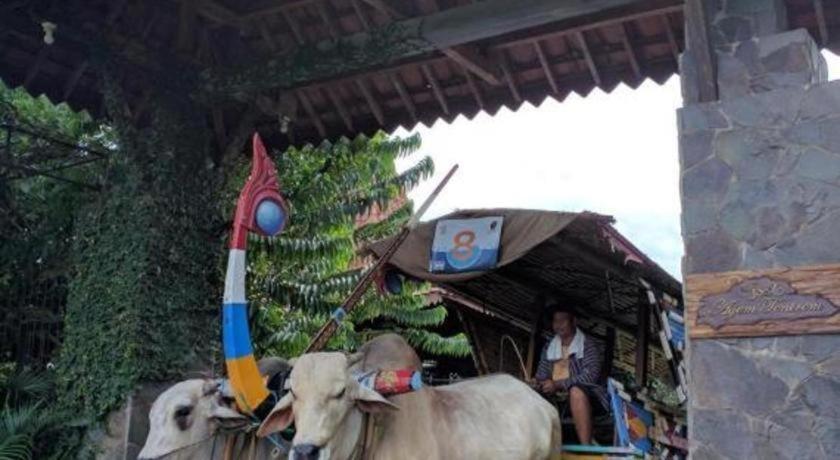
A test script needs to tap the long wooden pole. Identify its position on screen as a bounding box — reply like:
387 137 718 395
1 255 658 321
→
305 164 459 353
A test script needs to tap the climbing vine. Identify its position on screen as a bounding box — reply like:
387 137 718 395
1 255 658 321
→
56 75 222 420
202 23 429 99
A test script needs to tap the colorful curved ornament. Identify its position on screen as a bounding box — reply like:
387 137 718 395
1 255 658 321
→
223 133 289 414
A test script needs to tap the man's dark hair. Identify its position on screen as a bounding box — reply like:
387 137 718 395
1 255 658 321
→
546 300 575 318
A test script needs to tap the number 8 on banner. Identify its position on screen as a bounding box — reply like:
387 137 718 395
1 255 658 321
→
447 230 480 269
430 217 503 273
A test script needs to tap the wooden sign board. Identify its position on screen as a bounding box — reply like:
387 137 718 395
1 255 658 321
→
685 263 840 339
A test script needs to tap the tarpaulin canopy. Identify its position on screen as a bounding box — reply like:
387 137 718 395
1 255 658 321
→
368 208 583 283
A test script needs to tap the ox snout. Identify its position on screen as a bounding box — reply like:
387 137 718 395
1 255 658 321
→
292 443 321 460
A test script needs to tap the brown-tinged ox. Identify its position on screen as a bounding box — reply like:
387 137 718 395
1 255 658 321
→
138 334 420 460
257 352 561 460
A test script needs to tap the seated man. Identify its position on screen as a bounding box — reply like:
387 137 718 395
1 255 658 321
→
535 304 609 445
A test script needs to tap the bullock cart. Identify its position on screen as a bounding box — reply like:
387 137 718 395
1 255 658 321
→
368 209 688 458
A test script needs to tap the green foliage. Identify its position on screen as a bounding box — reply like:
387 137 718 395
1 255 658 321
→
0 83 113 366
56 78 221 421
229 133 470 358
0 368 86 460
649 377 681 408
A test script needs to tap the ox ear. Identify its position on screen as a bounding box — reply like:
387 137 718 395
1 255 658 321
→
257 392 294 437
353 384 399 414
346 351 364 367
210 404 249 431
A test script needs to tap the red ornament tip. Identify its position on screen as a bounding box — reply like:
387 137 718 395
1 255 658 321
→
252 132 267 161
229 132 289 249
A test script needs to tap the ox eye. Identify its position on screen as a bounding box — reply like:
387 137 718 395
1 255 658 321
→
334 388 345 399
174 406 192 419
174 405 193 430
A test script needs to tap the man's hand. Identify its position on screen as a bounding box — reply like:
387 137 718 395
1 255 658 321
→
539 380 556 394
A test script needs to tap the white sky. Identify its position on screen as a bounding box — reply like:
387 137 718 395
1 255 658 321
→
396 52 840 279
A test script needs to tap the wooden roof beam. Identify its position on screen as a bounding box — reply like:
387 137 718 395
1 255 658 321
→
62 61 89 100
618 22 642 80
496 51 522 103
421 64 450 115
176 0 199 52
462 65 485 110
236 1 321 22
495 4 683 51
131 89 153 123
195 0 239 24
442 45 501 85
355 78 385 125
575 31 602 86
814 0 829 46
211 108 226 152
390 73 418 123
205 0 652 95
23 47 50 88
351 0 372 30
361 0 406 20
661 14 680 64
221 108 260 162
141 9 161 40
106 0 130 25
257 20 278 52
326 87 354 131
533 40 559 94
297 90 326 137
317 1 340 40
423 0 501 86
282 9 306 45
361 0 502 87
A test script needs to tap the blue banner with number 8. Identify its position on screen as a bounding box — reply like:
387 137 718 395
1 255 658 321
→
429 217 503 273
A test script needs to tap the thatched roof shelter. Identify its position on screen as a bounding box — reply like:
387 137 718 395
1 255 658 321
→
369 209 682 385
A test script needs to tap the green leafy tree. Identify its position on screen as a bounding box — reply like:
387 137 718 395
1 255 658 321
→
0 83 113 366
223 133 470 358
0 82 111 460
0 367 85 460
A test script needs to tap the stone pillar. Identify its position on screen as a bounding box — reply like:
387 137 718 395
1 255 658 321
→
679 1 840 458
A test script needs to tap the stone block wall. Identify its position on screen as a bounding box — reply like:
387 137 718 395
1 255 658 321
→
679 10 840 458
680 79 840 273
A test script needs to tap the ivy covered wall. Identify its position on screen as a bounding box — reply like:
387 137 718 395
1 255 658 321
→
56 80 222 419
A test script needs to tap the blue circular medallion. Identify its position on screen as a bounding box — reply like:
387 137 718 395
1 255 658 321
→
255 199 286 236
384 270 403 295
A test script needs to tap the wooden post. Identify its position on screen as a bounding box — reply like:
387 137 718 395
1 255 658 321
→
524 298 544 379
604 326 616 381
635 291 650 387
683 0 718 103
456 308 489 375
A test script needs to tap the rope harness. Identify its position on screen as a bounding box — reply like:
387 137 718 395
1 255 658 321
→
154 418 288 460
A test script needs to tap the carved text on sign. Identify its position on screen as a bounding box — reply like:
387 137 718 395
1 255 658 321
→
697 277 839 329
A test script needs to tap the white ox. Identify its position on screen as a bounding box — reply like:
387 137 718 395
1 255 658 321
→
137 358 290 460
138 334 421 460
257 352 561 460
